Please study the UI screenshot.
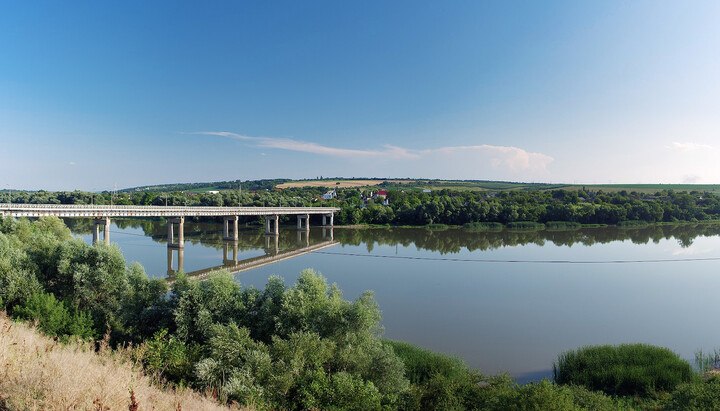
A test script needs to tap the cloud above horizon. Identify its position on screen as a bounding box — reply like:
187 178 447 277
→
193 131 554 174
667 142 713 152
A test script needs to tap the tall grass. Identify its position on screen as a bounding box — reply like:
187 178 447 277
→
618 220 650 228
553 344 696 397
0 313 239 410
463 222 504 231
506 221 545 230
544 221 582 229
383 340 468 384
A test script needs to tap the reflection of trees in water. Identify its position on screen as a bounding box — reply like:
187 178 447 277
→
332 224 720 254
66 218 720 254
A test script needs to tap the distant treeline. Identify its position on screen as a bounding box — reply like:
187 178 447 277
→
5 186 720 226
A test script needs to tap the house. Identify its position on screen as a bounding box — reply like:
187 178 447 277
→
373 190 388 199
321 190 337 200
206 190 220 194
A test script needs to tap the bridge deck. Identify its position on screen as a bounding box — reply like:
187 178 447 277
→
0 203 340 218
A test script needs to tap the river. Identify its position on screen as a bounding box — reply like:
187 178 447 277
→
66 218 720 382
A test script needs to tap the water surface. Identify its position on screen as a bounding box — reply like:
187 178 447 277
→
67 218 720 381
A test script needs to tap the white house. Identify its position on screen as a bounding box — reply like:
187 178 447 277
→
321 190 337 200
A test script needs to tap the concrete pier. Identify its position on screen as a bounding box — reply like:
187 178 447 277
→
297 214 310 231
223 216 239 241
265 215 279 235
168 217 185 248
322 213 334 227
92 218 110 245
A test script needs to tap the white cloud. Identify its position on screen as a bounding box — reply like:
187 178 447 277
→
68 161 76 166
193 131 553 173
667 142 713 152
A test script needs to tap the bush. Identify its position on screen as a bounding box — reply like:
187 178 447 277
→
13 291 94 339
426 223 448 230
666 381 720 410
553 344 695 397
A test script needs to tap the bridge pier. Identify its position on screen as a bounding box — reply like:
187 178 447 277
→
168 217 185 248
223 216 239 241
322 213 334 227
265 215 279 235
92 218 110 245
297 214 310 231
167 247 184 276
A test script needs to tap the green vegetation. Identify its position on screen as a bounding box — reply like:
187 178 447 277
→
553 344 696 397
506 221 545 230
545 221 582 229
5 215 720 409
463 222 504 231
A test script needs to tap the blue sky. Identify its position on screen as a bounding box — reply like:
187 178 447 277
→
1 1 719 191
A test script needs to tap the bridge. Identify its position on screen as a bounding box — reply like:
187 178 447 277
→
0 203 340 248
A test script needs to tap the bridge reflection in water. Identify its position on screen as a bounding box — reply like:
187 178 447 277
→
167 227 336 281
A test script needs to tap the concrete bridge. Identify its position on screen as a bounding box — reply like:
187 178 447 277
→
0 203 339 248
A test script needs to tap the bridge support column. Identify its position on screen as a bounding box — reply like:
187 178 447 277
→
168 217 185 248
297 214 310 231
223 216 239 241
322 213 334 227
265 215 279 235
93 218 110 245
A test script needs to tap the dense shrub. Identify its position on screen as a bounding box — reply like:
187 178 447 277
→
666 381 720 410
553 344 695 396
13 291 94 339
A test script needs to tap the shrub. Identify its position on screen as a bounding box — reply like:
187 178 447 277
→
666 381 720 410
13 291 94 339
553 344 695 396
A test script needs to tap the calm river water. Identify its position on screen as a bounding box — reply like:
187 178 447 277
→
67 218 720 382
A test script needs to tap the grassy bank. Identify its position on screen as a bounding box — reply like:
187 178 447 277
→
0 313 237 411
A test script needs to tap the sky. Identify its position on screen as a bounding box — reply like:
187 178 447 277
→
1 1 719 191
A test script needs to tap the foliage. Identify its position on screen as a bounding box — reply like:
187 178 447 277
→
13 291 94 339
383 339 467 384
553 343 696 397
666 380 720 410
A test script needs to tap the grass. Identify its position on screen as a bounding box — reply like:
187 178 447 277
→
382 340 468 384
506 221 545 230
426 223 449 230
0 313 240 410
544 221 582 229
463 222 504 231
553 343 696 397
